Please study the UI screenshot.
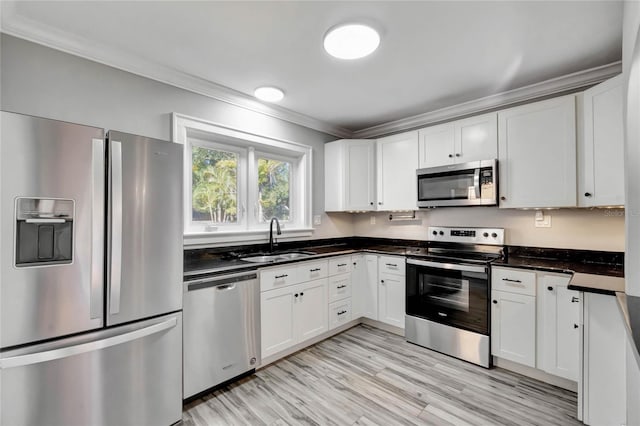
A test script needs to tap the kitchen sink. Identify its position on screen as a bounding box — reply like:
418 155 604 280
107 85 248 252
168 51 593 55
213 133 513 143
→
240 251 314 263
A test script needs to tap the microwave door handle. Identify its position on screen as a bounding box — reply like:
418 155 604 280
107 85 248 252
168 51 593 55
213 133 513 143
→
474 168 481 199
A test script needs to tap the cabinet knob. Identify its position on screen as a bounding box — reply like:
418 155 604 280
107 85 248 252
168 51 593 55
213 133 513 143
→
547 286 553 291
574 324 579 329
300 292 304 296
381 280 385 284
370 202 374 205
500 196 506 201
294 293 299 298
378 202 383 205
455 153 461 157
584 192 592 197
448 154 453 158
571 297 580 303
492 300 498 304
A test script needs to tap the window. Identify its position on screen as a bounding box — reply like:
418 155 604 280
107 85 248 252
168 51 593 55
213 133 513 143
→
173 114 312 242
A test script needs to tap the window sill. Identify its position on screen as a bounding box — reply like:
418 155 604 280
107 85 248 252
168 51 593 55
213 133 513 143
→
183 228 314 248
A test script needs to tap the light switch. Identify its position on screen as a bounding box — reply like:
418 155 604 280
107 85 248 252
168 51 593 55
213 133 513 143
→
313 215 322 226
370 215 376 225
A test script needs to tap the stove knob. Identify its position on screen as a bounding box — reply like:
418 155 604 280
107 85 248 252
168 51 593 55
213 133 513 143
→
483 232 489 238
491 232 498 238
432 230 438 236
439 231 444 236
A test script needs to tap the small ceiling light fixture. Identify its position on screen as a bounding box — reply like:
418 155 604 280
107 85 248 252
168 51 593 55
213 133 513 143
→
323 23 380 60
254 86 284 102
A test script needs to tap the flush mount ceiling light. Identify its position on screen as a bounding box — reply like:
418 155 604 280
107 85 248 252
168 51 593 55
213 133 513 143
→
254 86 284 102
323 23 380 60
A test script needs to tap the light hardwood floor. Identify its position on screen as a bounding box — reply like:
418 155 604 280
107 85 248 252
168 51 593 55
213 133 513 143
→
183 325 581 426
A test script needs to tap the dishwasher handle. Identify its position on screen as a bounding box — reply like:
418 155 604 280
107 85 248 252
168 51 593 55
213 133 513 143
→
186 271 257 292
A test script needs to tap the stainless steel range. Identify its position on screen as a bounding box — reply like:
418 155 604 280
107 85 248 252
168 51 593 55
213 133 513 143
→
405 226 505 368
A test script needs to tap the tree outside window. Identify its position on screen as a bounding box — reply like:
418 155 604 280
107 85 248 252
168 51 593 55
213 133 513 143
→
257 158 291 223
191 146 238 224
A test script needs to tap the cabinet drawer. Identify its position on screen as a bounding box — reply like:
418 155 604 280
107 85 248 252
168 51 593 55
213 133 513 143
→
329 299 352 330
492 267 536 296
260 265 299 292
297 259 329 282
328 273 352 303
378 256 405 276
329 256 352 276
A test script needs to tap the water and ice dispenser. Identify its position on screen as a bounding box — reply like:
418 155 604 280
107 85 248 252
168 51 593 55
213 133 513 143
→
15 198 74 266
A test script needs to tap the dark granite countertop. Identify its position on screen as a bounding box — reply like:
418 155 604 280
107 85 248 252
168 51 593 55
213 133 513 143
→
184 239 625 295
183 237 421 278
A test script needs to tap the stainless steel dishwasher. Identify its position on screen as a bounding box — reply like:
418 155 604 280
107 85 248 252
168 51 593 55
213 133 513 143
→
183 270 260 400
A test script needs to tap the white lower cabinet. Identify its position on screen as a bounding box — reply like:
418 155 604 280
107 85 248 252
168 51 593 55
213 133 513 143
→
352 254 379 320
582 292 626 426
260 260 329 360
538 274 580 381
491 290 536 367
378 256 406 329
491 267 579 380
329 299 352 330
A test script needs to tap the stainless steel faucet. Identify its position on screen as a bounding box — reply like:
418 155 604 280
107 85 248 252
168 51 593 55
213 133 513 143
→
269 217 281 252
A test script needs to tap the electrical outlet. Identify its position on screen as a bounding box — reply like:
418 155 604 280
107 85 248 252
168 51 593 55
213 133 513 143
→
313 215 321 226
534 211 552 228
370 215 376 225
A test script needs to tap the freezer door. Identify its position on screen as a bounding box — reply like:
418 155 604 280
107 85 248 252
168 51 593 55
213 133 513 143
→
0 111 105 348
0 312 183 426
106 131 183 326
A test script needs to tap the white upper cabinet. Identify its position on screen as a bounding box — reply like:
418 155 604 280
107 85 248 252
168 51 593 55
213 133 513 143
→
578 75 625 207
325 139 376 212
498 95 577 208
376 131 419 211
418 113 497 168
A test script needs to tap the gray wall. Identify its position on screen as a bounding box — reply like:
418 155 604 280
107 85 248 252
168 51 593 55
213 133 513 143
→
0 34 353 240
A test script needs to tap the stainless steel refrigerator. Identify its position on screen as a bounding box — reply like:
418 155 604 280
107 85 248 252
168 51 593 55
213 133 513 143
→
0 111 183 426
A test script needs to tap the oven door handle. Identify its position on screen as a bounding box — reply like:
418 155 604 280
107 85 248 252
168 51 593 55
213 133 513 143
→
407 258 487 274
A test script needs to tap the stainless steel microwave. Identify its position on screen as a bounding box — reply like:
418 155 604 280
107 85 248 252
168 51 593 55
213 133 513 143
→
416 159 497 207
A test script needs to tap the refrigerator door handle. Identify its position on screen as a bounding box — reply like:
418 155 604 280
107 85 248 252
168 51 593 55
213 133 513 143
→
91 138 105 319
0 317 177 369
109 140 123 315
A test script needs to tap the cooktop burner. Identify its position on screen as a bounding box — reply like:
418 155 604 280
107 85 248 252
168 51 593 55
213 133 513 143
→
407 226 506 264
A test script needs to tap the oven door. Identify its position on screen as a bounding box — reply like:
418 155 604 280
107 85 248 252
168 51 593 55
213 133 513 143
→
406 258 489 335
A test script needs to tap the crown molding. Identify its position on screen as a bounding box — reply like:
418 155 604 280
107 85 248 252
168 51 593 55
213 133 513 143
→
353 61 622 139
0 3 353 139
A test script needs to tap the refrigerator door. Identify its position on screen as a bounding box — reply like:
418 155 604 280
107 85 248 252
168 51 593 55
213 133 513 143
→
0 112 105 348
0 312 183 426
106 131 183 326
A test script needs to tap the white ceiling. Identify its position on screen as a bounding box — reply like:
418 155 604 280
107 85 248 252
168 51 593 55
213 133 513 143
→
1 1 623 135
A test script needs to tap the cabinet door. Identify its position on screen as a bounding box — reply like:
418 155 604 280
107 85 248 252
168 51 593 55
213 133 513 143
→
296 279 328 342
378 272 405 329
539 276 580 381
376 131 419 211
583 293 627 426
579 75 625 207
345 140 376 210
456 112 497 163
491 290 536 367
418 122 455 168
351 255 365 318
363 255 379 320
498 95 577 208
261 286 296 358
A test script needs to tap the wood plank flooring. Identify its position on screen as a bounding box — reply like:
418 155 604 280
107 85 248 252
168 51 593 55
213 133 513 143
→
182 325 581 426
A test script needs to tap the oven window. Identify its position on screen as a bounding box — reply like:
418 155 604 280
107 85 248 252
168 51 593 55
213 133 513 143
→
418 170 476 201
407 264 488 335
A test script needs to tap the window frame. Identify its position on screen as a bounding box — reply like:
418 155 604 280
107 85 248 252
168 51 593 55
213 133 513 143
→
172 113 313 246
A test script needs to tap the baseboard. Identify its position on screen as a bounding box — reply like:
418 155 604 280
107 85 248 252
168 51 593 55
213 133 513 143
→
493 357 578 392
259 319 361 368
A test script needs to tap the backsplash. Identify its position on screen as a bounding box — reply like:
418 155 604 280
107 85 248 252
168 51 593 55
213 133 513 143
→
349 207 625 251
